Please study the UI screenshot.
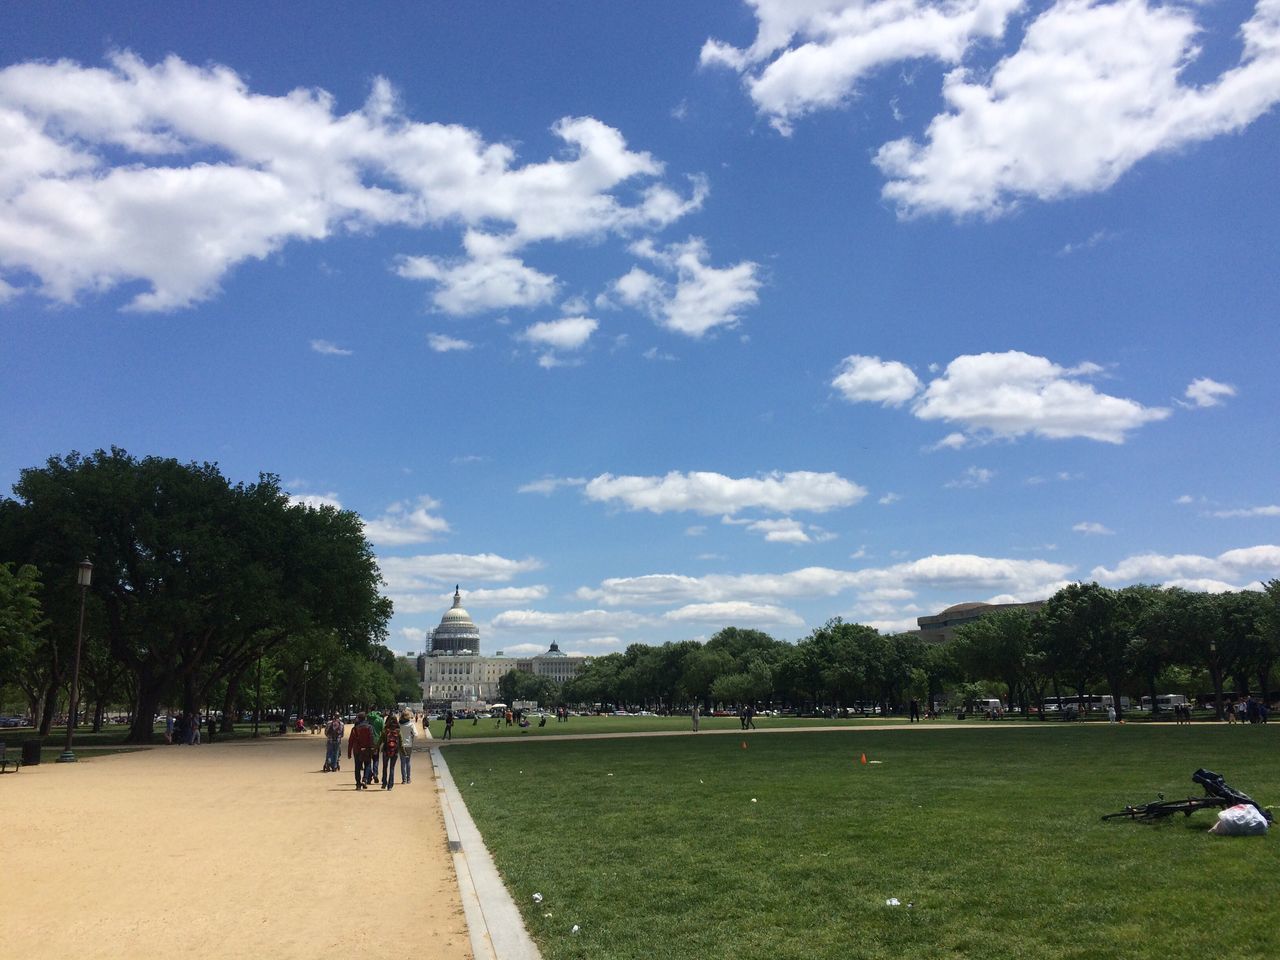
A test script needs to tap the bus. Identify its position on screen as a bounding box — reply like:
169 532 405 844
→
1042 695 1130 713
1138 694 1187 712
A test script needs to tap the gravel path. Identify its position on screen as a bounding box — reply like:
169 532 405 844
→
0 724 471 960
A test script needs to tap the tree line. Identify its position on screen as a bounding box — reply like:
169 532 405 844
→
496 582 1280 721
0 449 399 743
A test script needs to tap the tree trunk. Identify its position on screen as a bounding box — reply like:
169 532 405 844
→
126 685 165 743
1148 675 1159 717
38 685 59 736
221 674 240 733
92 698 105 733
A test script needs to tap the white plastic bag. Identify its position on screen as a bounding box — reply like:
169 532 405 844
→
1207 803 1269 836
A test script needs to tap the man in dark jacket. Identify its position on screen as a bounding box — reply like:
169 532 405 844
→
347 713 374 790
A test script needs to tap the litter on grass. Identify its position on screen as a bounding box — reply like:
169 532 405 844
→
885 898 900 906
571 925 581 934
532 893 543 904
869 760 884 764
1209 804 1270 836
751 798 758 803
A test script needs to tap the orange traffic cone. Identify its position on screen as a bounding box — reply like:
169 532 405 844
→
860 752 868 764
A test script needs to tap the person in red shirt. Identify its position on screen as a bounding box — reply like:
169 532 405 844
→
346 712 374 790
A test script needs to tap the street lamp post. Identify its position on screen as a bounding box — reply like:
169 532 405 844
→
301 660 310 730
253 646 263 738
57 559 93 763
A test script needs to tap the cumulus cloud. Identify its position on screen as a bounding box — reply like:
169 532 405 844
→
835 350 1169 444
1073 521 1115 535
831 355 922 406
1182 377 1238 408
363 495 451 546
739 518 827 544
289 491 344 510
379 553 544 591
578 554 1073 608
1091 544 1280 585
606 237 761 337
706 1 1280 217
876 0 1280 217
584 470 866 516
662 601 804 627
701 0 1023 133
0 53 706 310
310 339 352 356
490 608 652 633
519 316 598 351
427 332 474 352
396 234 558 315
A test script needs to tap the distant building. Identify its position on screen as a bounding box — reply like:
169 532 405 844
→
916 600 1046 644
420 587 590 708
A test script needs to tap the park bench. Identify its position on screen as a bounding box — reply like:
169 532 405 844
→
0 742 18 773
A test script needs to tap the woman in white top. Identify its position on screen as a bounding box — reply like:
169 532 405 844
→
397 712 417 784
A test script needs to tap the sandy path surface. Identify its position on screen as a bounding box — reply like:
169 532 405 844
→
0 726 471 960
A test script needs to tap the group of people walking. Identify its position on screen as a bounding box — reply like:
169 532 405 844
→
326 709 418 790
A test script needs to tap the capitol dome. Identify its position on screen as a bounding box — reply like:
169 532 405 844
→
430 586 481 655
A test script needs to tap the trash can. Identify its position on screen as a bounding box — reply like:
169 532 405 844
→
21 739 42 766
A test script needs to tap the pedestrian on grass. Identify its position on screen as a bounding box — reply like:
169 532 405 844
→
378 716 401 790
443 709 454 741
909 698 920 723
397 712 416 784
1107 704 1117 723
347 712 374 790
691 703 700 733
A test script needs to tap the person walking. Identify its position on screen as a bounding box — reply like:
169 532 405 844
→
347 712 374 790
366 710 384 784
397 712 416 784
690 703 700 733
378 716 401 790
324 712 344 772
443 709 454 741
909 698 920 723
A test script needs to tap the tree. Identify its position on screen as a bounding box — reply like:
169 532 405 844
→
950 609 1035 711
1 449 390 742
0 562 48 723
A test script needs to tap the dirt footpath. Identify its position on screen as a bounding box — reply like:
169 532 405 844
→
0 726 471 960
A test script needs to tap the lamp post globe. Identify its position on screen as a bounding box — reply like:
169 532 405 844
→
57 558 93 763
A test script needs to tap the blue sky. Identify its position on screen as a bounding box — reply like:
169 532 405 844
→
2 0 1278 657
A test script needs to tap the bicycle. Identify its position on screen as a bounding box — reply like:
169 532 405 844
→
1102 768 1273 823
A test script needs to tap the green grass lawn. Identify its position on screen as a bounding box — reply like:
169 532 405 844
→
444 725 1279 960
436 713 929 739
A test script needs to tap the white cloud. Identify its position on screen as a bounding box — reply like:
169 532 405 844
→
310 339 352 356
743 518 813 543
945 466 994 489
831 355 922 406
843 350 1170 444
1058 230 1115 256
876 0 1280 217
607 237 761 337
396 236 558 315
578 554 1073 608
1175 494 1196 505
0 54 705 310
379 553 544 590
878 492 901 505
490 608 652 633
1210 505 1280 518
519 315 598 351
685 525 708 537
932 432 969 451
428 585 549 607
399 627 429 647
363 496 451 546
1182 377 1237 408
584 469 866 515
518 476 587 496
701 0 1023 133
427 332 474 353
1073 521 1115 536
289 491 344 510
1091 544 1280 584
663 601 804 627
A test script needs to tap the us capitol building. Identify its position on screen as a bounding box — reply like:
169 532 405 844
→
420 586 590 708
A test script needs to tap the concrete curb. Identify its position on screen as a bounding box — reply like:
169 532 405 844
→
431 746 542 960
